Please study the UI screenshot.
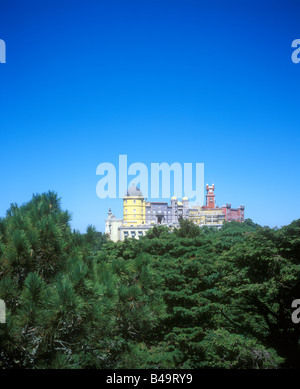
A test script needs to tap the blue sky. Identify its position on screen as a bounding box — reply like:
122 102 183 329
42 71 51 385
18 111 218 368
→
0 0 299 232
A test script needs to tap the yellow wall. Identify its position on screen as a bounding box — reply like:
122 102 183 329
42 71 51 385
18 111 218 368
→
189 207 224 225
123 196 145 226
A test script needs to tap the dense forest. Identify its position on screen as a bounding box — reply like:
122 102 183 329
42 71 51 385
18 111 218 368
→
0 191 299 369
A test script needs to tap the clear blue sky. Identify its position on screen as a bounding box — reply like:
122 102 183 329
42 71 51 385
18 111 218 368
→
0 0 299 232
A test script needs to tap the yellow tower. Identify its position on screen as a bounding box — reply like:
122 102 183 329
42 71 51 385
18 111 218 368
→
123 183 145 226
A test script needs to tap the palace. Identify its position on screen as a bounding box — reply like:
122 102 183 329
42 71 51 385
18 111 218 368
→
105 183 245 242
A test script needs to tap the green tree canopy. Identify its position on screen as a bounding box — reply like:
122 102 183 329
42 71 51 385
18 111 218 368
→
0 192 299 369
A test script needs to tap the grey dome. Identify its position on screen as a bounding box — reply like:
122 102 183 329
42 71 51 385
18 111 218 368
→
125 183 143 197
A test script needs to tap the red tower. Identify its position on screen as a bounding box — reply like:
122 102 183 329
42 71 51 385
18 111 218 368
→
205 184 215 209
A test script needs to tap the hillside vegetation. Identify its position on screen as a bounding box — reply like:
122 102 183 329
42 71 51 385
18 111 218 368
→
0 192 299 369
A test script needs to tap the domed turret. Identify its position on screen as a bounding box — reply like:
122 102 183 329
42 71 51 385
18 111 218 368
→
123 183 145 226
125 183 143 197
